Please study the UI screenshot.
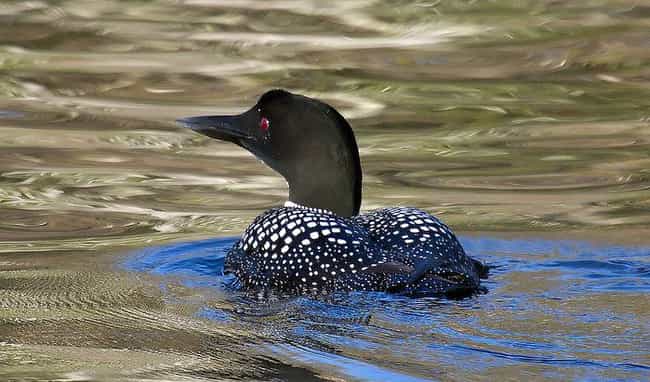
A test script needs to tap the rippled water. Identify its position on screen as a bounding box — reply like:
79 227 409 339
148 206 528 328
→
1 1 650 380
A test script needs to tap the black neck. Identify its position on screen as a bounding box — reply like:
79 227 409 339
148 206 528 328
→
285 107 362 217
287 162 360 217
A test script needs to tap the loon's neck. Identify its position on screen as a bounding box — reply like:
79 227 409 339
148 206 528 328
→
285 168 360 217
282 123 362 217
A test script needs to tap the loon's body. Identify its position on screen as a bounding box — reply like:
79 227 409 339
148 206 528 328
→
178 89 487 297
227 205 485 296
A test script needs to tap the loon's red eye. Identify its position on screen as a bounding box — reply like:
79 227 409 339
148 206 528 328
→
259 117 270 131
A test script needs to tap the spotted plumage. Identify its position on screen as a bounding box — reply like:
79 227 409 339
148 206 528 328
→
178 89 488 297
224 205 486 296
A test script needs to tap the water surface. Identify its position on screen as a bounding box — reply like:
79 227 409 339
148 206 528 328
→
1 1 650 380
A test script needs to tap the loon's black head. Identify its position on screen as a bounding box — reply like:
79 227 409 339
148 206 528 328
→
177 89 362 217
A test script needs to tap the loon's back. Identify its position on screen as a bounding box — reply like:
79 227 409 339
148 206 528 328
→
353 207 487 296
225 205 486 297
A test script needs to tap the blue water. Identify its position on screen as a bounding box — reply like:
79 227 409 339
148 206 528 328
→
124 235 650 381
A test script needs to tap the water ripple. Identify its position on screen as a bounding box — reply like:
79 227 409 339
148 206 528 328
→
116 235 650 381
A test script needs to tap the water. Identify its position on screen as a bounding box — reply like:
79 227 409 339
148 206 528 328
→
120 236 650 381
1 0 650 380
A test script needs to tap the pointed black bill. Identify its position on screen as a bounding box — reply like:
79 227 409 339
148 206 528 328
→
176 115 254 143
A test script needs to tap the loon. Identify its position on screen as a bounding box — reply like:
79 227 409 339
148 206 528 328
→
177 89 488 297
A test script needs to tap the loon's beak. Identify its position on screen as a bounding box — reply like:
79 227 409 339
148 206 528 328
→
176 115 255 143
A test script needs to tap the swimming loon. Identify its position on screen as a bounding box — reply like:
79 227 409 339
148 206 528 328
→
177 89 488 297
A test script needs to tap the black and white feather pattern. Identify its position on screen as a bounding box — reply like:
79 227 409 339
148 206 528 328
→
225 205 486 296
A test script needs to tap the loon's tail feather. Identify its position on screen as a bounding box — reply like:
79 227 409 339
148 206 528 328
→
472 258 490 279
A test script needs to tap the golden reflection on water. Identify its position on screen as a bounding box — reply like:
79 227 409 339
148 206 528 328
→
1 0 650 380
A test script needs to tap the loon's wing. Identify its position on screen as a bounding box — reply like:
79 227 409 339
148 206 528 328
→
405 254 490 284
